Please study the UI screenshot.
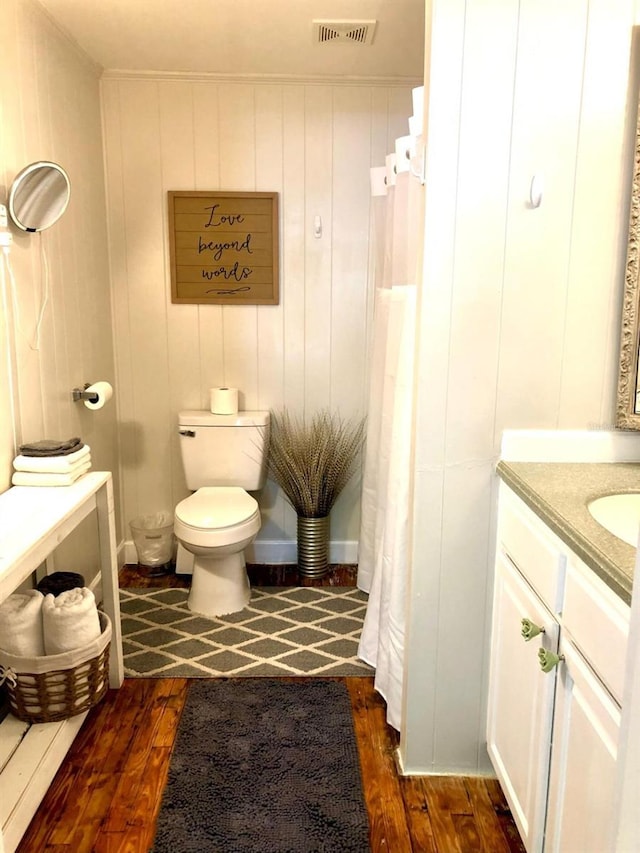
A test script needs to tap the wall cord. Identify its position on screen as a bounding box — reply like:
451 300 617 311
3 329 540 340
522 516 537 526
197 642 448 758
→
5 231 49 352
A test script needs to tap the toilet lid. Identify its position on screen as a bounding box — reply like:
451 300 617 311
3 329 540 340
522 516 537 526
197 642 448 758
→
176 487 258 529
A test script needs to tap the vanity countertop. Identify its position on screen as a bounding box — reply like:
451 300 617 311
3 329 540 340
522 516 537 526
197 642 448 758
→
496 460 640 605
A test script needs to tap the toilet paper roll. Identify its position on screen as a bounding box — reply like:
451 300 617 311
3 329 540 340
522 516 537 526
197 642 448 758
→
210 386 239 415
84 381 113 410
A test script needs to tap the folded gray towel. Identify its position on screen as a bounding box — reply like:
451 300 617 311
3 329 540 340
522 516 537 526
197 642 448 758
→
19 437 84 457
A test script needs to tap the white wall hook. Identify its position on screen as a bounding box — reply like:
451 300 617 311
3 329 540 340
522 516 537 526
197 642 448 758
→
313 215 322 238
529 175 543 208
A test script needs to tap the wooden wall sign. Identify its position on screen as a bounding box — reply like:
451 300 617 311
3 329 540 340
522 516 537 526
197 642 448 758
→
168 191 279 305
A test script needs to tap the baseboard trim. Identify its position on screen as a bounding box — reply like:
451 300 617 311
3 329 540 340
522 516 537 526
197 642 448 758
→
123 538 358 566
394 748 495 778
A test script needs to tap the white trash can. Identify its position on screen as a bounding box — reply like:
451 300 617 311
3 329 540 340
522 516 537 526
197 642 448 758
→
129 512 174 576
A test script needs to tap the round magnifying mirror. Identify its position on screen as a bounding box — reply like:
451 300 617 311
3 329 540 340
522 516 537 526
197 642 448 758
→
8 161 70 232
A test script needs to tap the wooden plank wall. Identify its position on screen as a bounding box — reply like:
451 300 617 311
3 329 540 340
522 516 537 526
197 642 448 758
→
403 0 638 773
0 0 119 575
101 76 414 557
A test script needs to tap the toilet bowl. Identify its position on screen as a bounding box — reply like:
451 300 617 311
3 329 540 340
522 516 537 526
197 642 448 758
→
174 486 261 617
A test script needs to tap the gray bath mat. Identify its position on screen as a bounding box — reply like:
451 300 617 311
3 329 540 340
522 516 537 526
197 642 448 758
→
120 586 374 677
152 679 370 852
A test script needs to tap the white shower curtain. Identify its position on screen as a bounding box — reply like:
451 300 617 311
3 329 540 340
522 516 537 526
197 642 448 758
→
357 166 422 731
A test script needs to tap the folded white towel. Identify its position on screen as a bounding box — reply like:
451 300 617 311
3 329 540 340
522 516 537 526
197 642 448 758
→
0 590 45 656
13 444 91 473
42 588 102 655
12 456 91 480
12 460 91 487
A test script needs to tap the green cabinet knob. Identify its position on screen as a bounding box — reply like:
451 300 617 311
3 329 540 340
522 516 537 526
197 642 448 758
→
538 648 563 673
521 618 545 642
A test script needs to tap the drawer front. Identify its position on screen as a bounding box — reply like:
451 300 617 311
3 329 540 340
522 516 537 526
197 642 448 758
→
563 557 630 705
498 489 565 613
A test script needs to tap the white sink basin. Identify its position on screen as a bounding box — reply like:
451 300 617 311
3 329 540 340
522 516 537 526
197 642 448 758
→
587 493 640 548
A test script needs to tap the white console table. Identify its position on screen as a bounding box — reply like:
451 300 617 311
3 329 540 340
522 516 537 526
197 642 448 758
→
0 472 123 853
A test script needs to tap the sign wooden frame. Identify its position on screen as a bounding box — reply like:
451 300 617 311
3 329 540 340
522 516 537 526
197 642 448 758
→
168 190 279 305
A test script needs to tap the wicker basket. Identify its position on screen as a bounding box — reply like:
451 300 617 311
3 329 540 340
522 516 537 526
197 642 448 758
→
0 611 111 723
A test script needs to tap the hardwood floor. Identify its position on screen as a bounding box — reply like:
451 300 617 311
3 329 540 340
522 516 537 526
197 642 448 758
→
15 566 526 852
17 677 525 853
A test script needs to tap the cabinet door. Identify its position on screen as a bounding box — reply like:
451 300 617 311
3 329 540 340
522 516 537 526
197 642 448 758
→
487 553 559 853
544 638 621 853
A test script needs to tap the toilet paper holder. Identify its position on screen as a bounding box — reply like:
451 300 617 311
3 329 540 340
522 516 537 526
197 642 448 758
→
72 383 99 403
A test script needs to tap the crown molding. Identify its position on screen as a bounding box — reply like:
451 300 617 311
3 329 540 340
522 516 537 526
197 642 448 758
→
100 68 422 88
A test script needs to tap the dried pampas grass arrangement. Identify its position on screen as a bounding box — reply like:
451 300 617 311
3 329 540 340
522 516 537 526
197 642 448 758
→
267 409 366 518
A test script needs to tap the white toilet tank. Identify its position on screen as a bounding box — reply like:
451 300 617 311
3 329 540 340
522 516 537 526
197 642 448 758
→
178 410 270 491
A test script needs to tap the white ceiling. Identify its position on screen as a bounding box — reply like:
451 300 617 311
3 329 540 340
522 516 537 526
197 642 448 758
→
39 0 425 80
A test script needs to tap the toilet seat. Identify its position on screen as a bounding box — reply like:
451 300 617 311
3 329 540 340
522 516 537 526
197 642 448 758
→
174 486 260 549
176 487 258 528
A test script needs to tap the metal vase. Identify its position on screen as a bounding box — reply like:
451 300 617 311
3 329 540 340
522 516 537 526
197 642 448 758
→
297 515 330 578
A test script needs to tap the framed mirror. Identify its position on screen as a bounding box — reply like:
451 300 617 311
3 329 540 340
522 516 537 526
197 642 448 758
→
8 161 70 232
617 99 640 429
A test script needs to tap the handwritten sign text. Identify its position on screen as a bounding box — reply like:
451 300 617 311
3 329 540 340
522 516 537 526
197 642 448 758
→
168 191 279 305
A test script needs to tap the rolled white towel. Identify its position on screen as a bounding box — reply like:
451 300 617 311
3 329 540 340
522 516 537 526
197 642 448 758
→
0 590 45 656
42 588 102 655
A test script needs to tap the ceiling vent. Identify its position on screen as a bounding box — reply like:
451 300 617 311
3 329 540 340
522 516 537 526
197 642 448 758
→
313 19 377 47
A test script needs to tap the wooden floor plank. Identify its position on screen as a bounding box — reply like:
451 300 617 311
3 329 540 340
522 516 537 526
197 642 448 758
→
152 677 189 748
44 682 148 847
101 679 184 833
485 776 511 812
422 777 467 853
362 679 414 851
465 777 513 853
91 833 129 853
127 745 172 844
347 677 392 850
17 684 138 851
398 776 438 853
482 778 527 853
92 827 149 853
427 775 473 815
14 759 81 851
452 813 483 851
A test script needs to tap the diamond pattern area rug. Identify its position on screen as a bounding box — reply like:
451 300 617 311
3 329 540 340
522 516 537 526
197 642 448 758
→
120 586 374 677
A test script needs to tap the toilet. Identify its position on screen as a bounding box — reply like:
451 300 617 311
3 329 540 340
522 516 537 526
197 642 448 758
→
174 409 270 616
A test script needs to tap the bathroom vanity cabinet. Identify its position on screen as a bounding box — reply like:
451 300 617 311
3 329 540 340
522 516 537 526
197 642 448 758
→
0 472 123 853
487 484 630 853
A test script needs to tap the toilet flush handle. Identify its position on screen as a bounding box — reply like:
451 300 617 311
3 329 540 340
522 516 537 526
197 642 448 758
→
179 429 195 437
